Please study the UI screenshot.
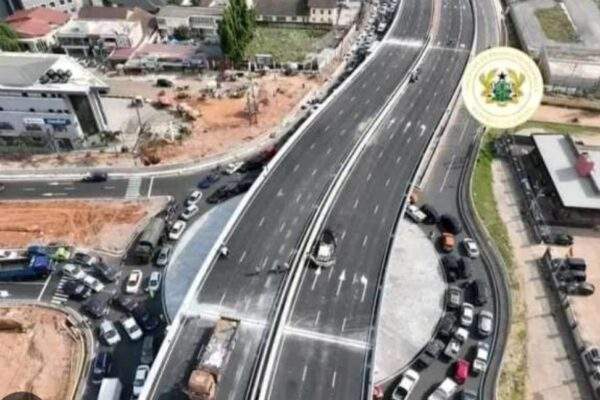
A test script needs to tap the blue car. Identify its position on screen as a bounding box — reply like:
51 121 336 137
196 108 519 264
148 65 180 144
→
198 174 220 189
91 351 112 384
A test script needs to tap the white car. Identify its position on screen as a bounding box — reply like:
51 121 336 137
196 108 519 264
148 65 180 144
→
0 290 10 298
427 378 459 400
146 271 161 293
125 270 143 294
444 338 461 360
406 204 427 223
463 238 480 258
99 320 121 346
62 263 86 280
181 203 200 221
460 303 475 327
392 368 420 400
169 220 187 241
185 190 202 206
223 161 243 175
132 365 150 397
472 342 490 374
478 310 494 337
0 250 20 261
121 317 143 341
454 326 469 343
82 275 105 292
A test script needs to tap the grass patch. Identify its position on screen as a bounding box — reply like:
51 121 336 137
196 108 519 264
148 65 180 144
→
534 6 578 43
471 132 527 400
519 120 600 135
246 26 329 63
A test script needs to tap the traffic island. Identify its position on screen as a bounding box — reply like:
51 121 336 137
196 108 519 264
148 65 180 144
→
373 219 445 383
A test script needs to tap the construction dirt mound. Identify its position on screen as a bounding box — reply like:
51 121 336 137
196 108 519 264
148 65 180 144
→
0 198 167 253
0 306 84 400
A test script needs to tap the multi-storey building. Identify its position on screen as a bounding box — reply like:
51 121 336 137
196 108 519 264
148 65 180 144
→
4 0 82 15
156 3 228 44
0 52 109 152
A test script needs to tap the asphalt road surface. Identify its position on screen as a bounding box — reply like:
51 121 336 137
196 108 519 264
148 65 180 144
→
147 0 435 397
264 0 476 398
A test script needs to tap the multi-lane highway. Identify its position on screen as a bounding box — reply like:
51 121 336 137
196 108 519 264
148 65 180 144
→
263 0 476 397
144 0 438 397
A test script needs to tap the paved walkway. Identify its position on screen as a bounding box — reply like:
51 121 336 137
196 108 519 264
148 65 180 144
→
373 219 445 383
163 196 241 319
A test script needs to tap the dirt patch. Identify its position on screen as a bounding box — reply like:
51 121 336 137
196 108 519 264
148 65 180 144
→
0 306 84 400
532 105 600 128
0 198 166 253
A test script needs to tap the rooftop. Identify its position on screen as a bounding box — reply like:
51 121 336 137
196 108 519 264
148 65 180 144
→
56 18 140 37
0 52 108 91
157 4 225 18
4 7 70 38
77 6 131 19
308 0 337 8
533 134 600 210
254 0 309 16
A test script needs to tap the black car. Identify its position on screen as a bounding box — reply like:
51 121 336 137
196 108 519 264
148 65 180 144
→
197 174 220 189
156 78 173 87
546 232 574 246
206 184 237 204
83 294 110 318
91 351 112 384
440 214 463 234
438 313 457 337
461 390 477 400
561 282 595 296
420 204 440 224
238 156 265 173
441 255 460 282
459 257 472 279
72 252 98 268
114 295 139 313
132 305 160 331
424 339 444 358
140 335 155 365
471 279 490 306
82 171 108 183
63 280 92 300
94 262 121 282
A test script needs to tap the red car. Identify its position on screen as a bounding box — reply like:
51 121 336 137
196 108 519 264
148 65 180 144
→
372 385 384 400
454 359 470 384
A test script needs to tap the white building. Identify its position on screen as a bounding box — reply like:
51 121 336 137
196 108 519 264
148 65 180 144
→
0 52 109 152
56 18 144 57
156 3 227 44
540 46 600 95
4 0 82 15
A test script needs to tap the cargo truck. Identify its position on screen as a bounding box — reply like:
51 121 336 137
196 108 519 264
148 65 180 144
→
0 253 52 281
134 217 166 263
186 317 240 400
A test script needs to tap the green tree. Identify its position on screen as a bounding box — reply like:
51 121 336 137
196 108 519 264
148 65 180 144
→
218 0 255 64
173 25 191 41
0 23 22 52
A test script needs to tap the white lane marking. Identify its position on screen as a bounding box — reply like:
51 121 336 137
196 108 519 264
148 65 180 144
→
103 185 116 190
362 235 368 247
373 204 379 215
419 124 427 137
403 121 412 133
283 326 370 350
293 164 299 173
147 177 154 198
311 267 321 291
360 275 368 302
302 365 308 382
341 317 347 332
440 153 457 192
258 216 265 227
336 269 346 296
385 178 391 187
125 176 142 199
219 291 227 306
296 193 302 203
312 169 317 177
41 192 67 197
239 250 247 264
279 222 286 232
314 310 321 326
353 199 359 209
22 188 36 191
37 274 52 301
396 155 402 164
277 189 284 197
331 371 337 388
366 173 372 182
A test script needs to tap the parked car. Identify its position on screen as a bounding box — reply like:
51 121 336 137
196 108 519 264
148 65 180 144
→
72 252 98 268
223 161 243 175
197 174 220 189
472 342 490 374
206 184 238 204
185 190 202 206
91 351 112 384
454 326 469 343
132 305 160 332
392 369 420 400
428 378 458 400
462 238 480 258
155 245 172 267
440 233 455 252
62 263 86 280
125 270 143 294
168 220 187 240
181 204 200 221
99 320 121 346
546 232 574 246
444 338 462 360
420 204 440 224
140 335 155 365
425 339 445 358
94 261 121 282
478 310 493 337
406 204 427 223
454 359 470 384
114 295 139 312
459 257 472 279
63 280 92 300
471 279 490 306
121 317 143 341
132 365 150 397
147 271 161 293
460 303 475 327
82 275 105 292
440 214 463 234
0 250 21 261
561 282 595 296
460 390 478 400
83 294 110 318
442 255 460 281
82 171 108 183
438 313 457 337
446 285 462 309
156 78 173 87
